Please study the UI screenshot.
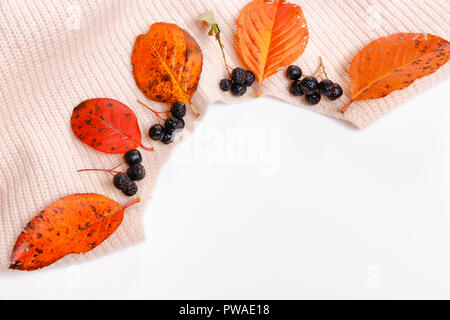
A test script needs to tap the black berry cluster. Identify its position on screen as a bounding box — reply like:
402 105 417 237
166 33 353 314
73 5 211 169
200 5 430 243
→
113 149 147 196
149 102 186 145
219 67 255 96
286 65 343 106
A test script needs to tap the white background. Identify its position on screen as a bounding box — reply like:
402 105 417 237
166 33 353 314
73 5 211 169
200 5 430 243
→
1 79 450 300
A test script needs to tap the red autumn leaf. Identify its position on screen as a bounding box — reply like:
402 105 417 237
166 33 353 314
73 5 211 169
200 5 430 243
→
132 22 204 117
10 194 140 271
342 33 450 113
236 0 309 95
71 98 153 154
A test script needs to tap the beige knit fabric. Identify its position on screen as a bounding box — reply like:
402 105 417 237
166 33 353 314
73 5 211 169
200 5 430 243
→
0 0 449 271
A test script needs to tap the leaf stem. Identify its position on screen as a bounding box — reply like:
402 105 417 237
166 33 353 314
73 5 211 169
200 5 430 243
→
190 103 200 118
123 198 141 210
256 82 263 97
140 145 155 152
341 100 353 114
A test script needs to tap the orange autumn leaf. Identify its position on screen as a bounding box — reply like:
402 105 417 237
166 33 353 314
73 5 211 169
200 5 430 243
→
236 0 309 95
342 33 450 113
71 98 153 154
132 22 203 117
10 194 140 271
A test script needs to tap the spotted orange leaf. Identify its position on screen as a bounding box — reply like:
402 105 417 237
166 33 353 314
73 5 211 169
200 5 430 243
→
132 22 203 117
71 98 153 154
342 33 450 113
10 194 140 271
236 0 309 95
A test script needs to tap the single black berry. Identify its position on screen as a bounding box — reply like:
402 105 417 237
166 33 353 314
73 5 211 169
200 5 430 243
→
231 68 246 85
286 65 302 81
113 173 131 191
327 83 343 101
318 79 334 96
171 117 184 132
176 118 185 130
161 131 174 145
165 117 179 134
290 80 304 96
170 102 186 119
300 77 319 95
219 79 232 92
231 83 247 97
122 181 138 197
127 164 146 181
244 71 255 87
149 124 164 141
124 149 142 166
305 92 321 105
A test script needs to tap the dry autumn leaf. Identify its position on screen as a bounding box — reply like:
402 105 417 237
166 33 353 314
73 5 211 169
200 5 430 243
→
10 194 140 271
236 0 309 95
71 98 153 154
132 22 203 117
342 33 450 113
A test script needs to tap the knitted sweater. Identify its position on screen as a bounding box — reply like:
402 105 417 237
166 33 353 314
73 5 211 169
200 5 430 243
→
0 0 448 271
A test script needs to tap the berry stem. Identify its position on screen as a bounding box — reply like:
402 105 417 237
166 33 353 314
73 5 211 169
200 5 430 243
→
210 22 231 78
319 57 329 80
110 162 124 171
341 100 353 114
199 12 231 78
123 198 141 210
312 61 322 77
213 25 231 78
137 100 168 122
311 57 329 80
77 168 122 175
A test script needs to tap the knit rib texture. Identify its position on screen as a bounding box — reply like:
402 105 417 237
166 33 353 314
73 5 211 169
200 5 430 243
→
0 0 449 271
